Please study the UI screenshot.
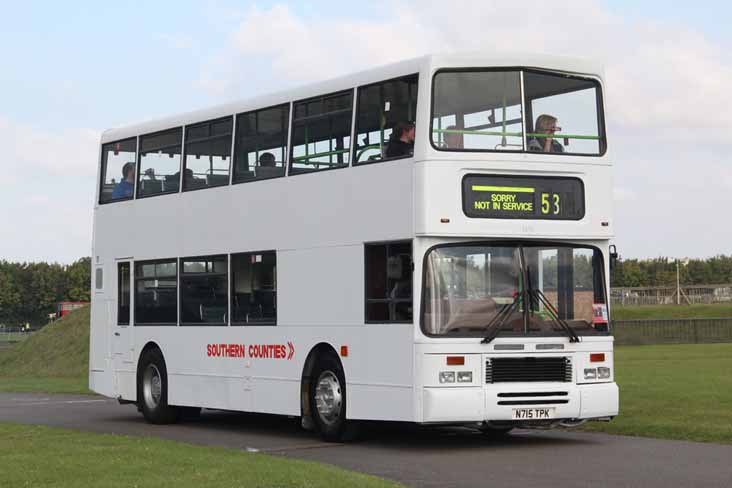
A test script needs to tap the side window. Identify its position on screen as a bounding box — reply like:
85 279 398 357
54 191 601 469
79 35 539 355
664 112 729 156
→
290 91 353 175
523 71 605 155
365 241 413 323
180 255 228 325
231 251 276 325
118 262 130 325
431 70 523 151
233 104 289 183
99 138 137 203
183 117 233 191
135 260 177 325
355 74 418 163
138 128 183 197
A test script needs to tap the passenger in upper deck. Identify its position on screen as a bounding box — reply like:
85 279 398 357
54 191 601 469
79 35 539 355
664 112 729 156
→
443 125 464 149
111 162 136 199
385 121 415 158
259 152 275 167
528 114 564 153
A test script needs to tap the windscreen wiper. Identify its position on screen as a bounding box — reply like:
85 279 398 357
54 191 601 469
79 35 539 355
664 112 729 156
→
529 288 581 343
481 293 523 344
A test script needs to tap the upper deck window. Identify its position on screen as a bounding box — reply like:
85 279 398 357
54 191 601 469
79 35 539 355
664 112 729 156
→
183 117 233 191
354 75 418 164
432 70 523 152
524 71 605 156
99 138 137 204
431 69 605 156
233 104 289 183
137 128 183 197
290 91 353 175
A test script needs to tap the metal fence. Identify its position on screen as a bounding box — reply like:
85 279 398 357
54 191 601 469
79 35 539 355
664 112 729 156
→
611 284 732 306
612 318 732 345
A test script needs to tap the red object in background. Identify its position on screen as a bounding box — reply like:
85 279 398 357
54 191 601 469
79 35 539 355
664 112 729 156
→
57 301 88 318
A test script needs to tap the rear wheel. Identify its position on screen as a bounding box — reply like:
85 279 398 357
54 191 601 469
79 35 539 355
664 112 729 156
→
309 355 354 441
138 348 178 424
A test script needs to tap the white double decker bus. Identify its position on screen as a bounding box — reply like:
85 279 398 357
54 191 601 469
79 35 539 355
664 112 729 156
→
89 52 618 441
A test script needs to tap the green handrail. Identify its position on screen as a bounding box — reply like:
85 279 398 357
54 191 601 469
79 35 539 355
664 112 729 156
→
293 148 350 163
356 143 381 160
432 128 600 141
433 128 522 138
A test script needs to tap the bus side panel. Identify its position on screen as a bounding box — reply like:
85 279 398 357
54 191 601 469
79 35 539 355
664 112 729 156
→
346 324 414 421
89 293 114 397
129 323 415 421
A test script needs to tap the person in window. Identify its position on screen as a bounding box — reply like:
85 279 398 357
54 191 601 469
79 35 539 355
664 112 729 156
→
259 152 276 167
528 114 564 153
111 162 135 199
385 121 415 158
443 125 464 149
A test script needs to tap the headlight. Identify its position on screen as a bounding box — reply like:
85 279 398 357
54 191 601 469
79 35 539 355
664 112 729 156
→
457 371 473 383
584 368 597 380
597 367 611 379
439 371 456 383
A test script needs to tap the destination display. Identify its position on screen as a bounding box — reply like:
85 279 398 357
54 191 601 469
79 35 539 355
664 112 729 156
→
462 175 584 220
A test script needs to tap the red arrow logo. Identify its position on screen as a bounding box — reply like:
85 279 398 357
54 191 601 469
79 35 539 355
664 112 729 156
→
287 341 295 360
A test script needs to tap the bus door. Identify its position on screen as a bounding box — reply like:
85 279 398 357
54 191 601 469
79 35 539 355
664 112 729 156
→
112 262 134 368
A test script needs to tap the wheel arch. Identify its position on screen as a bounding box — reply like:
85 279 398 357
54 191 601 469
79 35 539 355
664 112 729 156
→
300 342 342 423
136 341 165 401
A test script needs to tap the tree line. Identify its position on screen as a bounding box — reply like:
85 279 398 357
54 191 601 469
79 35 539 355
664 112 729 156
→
0 258 91 328
611 255 732 288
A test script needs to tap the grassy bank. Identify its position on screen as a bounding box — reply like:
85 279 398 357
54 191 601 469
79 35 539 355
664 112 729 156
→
0 306 91 394
0 423 401 488
612 303 732 320
582 343 732 444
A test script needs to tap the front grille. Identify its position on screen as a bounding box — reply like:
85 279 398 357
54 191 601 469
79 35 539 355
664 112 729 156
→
485 357 572 383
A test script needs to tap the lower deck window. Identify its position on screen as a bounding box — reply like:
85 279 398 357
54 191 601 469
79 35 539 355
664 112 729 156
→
365 241 413 322
135 260 178 325
231 251 276 325
180 255 228 325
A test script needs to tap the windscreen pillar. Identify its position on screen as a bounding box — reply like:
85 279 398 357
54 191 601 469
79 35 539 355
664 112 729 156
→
557 248 574 320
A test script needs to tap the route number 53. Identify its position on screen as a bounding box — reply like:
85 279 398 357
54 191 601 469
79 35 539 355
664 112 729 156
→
541 193 560 215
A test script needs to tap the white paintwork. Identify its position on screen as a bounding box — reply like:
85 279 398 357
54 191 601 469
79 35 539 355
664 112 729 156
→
89 52 618 425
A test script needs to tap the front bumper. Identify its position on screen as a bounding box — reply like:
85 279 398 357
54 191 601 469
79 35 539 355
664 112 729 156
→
422 381 618 423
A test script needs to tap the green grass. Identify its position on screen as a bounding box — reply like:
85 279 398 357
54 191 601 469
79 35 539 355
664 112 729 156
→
0 306 92 394
612 303 732 320
0 423 402 488
0 377 90 394
582 343 732 444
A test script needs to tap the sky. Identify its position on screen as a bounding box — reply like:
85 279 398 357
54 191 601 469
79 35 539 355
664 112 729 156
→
0 0 730 264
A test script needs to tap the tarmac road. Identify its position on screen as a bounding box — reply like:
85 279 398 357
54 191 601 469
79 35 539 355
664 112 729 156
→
1 392 731 488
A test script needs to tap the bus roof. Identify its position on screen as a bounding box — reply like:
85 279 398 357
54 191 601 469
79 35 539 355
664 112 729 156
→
101 52 604 144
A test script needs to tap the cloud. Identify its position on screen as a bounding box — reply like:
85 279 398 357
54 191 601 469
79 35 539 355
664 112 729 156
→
0 117 99 263
0 116 100 178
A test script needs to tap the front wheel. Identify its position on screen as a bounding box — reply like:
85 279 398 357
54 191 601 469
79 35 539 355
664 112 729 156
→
309 356 354 441
138 348 178 424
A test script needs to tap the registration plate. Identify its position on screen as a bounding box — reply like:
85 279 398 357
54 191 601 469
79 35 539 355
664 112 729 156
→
511 408 555 420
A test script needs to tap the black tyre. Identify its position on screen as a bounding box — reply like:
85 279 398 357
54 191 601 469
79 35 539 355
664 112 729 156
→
137 348 179 424
309 355 354 442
